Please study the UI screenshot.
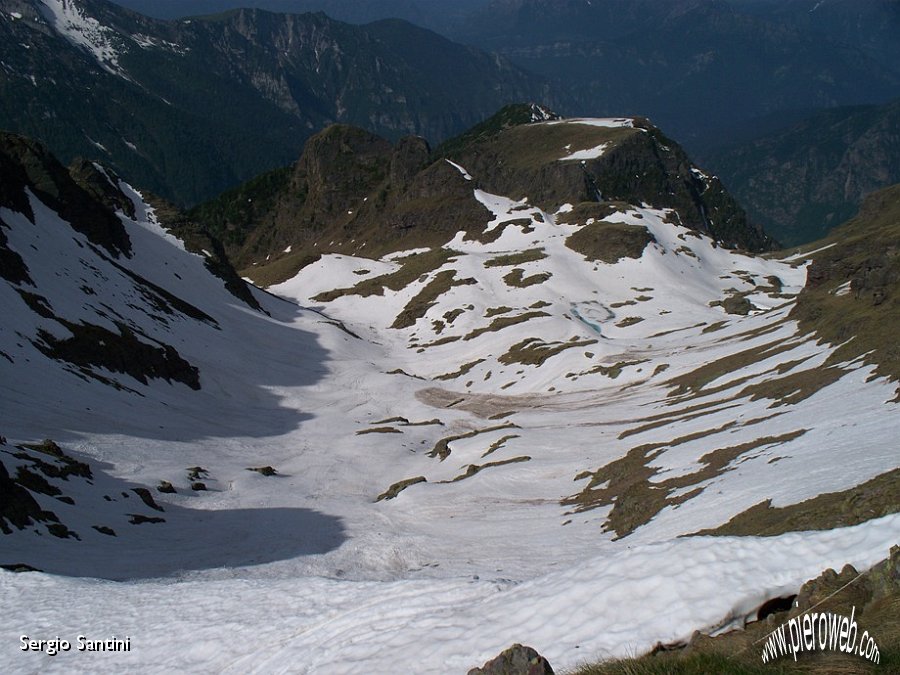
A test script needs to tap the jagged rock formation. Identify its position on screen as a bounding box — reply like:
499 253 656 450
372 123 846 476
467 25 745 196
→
0 133 132 257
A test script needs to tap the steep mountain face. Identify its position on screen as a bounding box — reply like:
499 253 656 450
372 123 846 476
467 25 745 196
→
115 0 496 37
704 98 900 246
455 0 900 151
190 105 772 284
0 130 340 569
110 0 491 31
0 0 542 206
1 129 898 672
0 132 260 390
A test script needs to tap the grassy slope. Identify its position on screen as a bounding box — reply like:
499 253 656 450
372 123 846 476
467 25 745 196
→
788 184 900 398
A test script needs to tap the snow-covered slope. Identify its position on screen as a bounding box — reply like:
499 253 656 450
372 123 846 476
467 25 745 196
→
1 131 897 673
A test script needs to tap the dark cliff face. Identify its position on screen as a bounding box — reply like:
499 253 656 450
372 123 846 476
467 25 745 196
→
0 131 257 309
189 106 774 285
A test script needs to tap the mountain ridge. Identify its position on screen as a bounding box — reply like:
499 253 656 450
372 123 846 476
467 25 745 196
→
0 0 545 206
187 106 773 286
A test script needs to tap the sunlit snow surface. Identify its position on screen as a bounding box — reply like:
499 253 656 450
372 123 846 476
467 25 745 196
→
1 157 898 673
3 517 897 674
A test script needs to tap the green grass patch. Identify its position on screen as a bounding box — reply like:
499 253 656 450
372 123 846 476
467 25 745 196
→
484 249 547 268
702 321 728 334
413 335 463 350
564 430 806 538
615 316 644 328
376 476 427 501
500 337 599 366
570 651 797 674
464 311 550 341
665 339 797 398
427 424 519 461
566 220 654 264
435 359 486 381
240 252 322 288
503 268 553 287
445 456 531 482
481 434 521 458
694 467 900 536
443 308 465 323
582 360 646 379
313 248 458 302
392 270 475 329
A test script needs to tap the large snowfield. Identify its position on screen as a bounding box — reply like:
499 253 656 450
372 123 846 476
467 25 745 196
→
1 148 898 673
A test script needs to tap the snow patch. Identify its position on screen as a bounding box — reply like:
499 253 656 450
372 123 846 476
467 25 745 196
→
40 0 128 78
546 117 635 129
834 280 852 297
445 159 473 181
559 142 609 161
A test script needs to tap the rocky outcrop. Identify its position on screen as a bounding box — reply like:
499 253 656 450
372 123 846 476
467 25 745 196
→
448 117 771 251
147 195 262 311
0 133 132 257
36 320 201 391
468 644 555 675
0 459 51 535
68 158 137 220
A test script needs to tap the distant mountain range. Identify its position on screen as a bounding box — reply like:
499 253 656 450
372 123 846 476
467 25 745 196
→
456 0 900 153
0 0 542 205
109 0 491 30
3 0 899 246
705 98 900 246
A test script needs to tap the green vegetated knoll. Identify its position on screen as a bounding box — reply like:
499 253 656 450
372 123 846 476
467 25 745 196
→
186 104 774 287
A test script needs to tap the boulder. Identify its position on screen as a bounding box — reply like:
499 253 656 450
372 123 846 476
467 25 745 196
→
468 643 554 675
